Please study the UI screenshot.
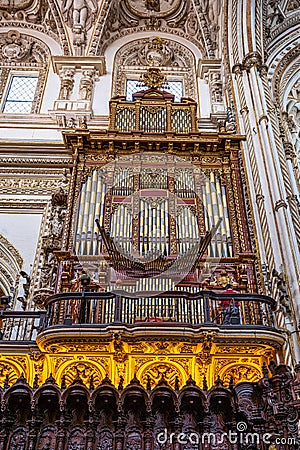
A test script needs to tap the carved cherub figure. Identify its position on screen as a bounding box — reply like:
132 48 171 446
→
62 0 97 30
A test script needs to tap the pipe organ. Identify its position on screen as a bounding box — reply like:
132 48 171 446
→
75 170 106 256
65 72 254 292
202 171 232 258
74 167 233 260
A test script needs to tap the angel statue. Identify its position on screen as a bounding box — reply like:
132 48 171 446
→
62 0 97 30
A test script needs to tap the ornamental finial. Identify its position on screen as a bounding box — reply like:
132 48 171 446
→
138 67 168 90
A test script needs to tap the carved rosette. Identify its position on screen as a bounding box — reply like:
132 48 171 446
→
124 0 182 18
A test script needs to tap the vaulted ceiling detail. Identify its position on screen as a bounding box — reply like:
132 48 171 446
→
0 0 71 54
265 0 300 51
88 0 222 58
0 0 225 58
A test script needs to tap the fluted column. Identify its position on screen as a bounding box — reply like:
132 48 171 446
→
228 0 300 364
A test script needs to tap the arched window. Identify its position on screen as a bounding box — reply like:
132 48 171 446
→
0 30 50 114
112 36 197 101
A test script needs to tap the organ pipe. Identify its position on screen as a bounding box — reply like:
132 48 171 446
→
76 168 232 263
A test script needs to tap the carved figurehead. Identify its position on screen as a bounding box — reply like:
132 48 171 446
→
125 431 143 450
96 430 113 450
9 429 27 450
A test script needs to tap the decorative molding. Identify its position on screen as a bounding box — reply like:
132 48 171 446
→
274 199 288 212
51 56 106 126
88 0 216 58
0 1 70 55
0 234 23 268
112 37 196 100
0 29 51 114
0 157 72 166
198 59 224 112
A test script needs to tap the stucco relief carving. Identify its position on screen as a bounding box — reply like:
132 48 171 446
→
58 66 75 100
0 234 23 298
61 0 98 55
62 0 97 31
113 37 197 99
286 0 300 12
79 68 96 101
0 177 66 194
265 0 298 35
0 0 47 24
0 234 23 269
202 0 221 26
0 30 50 114
286 78 300 179
31 174 69 301
116 36 194 68
125 0 182 18
89 0 211 58
0 29 49 63
0 0 34 9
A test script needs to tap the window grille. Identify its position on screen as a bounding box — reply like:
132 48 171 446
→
126 79 183 102
2 75 38 113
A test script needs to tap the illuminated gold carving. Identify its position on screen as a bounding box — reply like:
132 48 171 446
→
89 356 110 375
60 362 103 387
175 358 190 373
140 363 182 389
154 342 171 354
30 350 45 380
197 333 214 375
0 340 278 390
220 365 262 384
54 356 70 370
134 357 154 372
179 343 195 353
140 68 166 90
0 362 19 385
113 333 128 363
131 342 148 353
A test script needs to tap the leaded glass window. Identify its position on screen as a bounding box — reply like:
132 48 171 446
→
126 79 183 102
2 75 38 113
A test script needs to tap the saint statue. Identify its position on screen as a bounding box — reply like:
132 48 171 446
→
62 0 97 30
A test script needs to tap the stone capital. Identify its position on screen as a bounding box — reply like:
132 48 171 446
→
52 56 106 77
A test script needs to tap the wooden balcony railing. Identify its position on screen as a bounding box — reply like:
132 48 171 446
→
0 291 278 341
44 290 276 329
0 311 45 341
